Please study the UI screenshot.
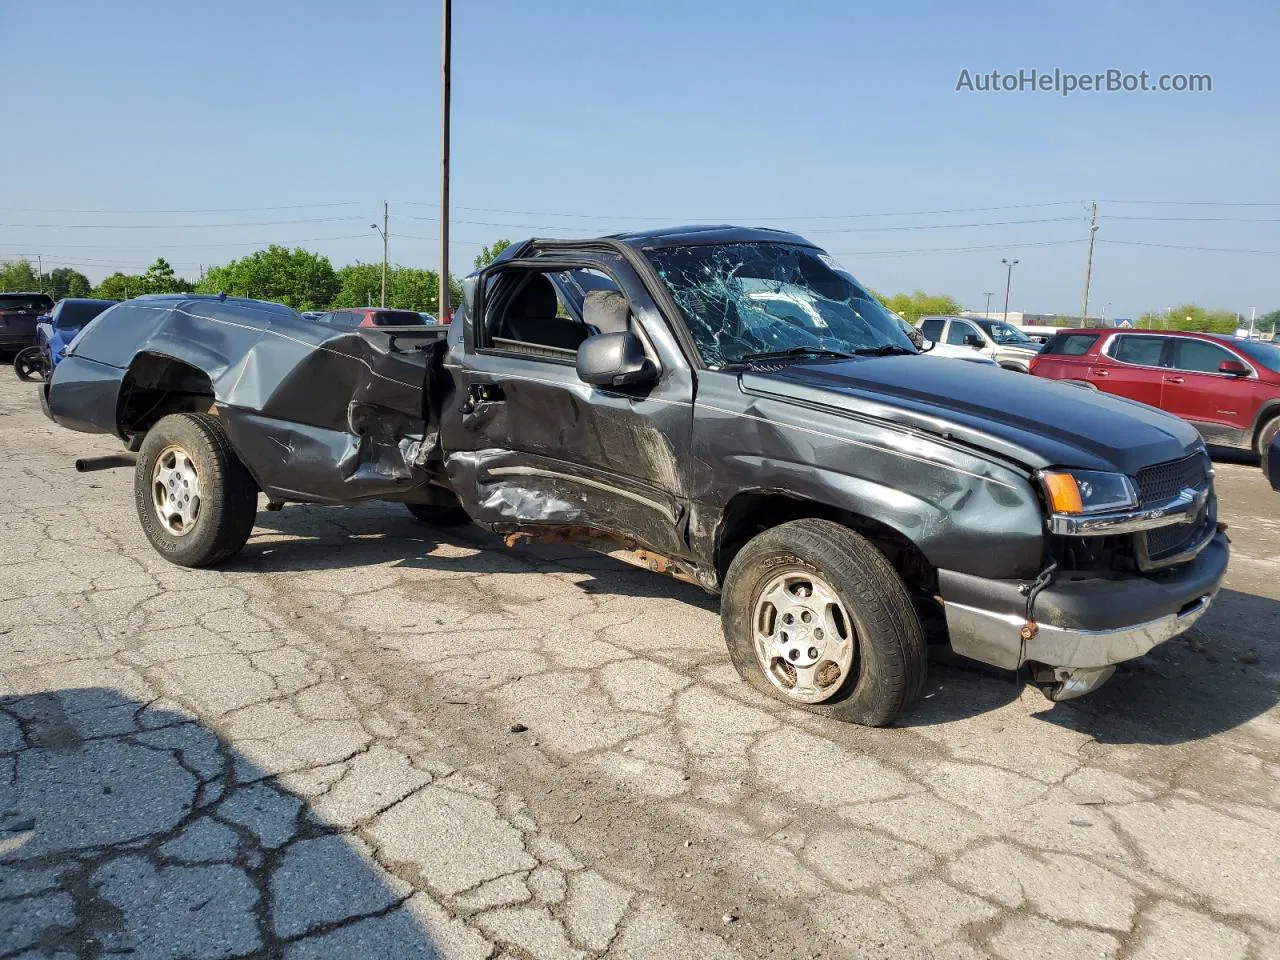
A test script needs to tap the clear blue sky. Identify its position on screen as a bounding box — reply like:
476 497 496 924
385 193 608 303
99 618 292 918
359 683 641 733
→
3 0 1278 319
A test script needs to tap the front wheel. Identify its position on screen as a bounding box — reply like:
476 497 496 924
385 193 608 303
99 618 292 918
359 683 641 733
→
14 346 48 382
720 519 927 726
134 413 259 567
1254 416 1280 460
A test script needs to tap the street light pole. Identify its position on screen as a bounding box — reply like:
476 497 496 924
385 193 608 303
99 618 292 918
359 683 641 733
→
983 291 994 318
439 0 452 321
1001 259 1018 322
370 214 388 308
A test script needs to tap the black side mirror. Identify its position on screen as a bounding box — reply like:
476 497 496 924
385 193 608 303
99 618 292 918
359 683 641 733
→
577 331 657 387
963 334 984 348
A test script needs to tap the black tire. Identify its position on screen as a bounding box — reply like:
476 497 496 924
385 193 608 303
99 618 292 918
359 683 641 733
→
1254 416 1280 460
721 518 927 726
134 413 258 567
14 346 47 382
405 502 471 526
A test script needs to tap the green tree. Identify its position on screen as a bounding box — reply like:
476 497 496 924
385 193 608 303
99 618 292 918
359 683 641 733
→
93 272 146 300
333 263 462 315
140 257 192 295
880 290 963 323
1135 304 1238 334
197 245 339 310
0 259 40 293
45 267 93 300
473 239 512 270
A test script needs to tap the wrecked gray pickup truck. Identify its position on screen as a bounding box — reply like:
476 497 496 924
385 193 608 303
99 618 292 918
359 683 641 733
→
43 226 1229 725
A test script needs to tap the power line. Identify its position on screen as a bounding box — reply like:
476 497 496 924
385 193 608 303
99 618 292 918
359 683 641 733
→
394 199 1082 222
829 238 1085 259
1107 215 1280 223
1099 199 1280 207
1099 239 1280 255
1 216 368 230
0 201 364 214
0 233 371 251
397 213 1086 233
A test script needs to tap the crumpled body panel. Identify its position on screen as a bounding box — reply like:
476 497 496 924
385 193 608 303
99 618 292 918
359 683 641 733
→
48 296 447 504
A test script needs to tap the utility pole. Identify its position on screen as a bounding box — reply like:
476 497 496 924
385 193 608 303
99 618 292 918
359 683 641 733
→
439 0 452 322
36 255 42 293
983 292 994 317
1250 306 1256 338
1080 201 1098 324
1001 259 1019 322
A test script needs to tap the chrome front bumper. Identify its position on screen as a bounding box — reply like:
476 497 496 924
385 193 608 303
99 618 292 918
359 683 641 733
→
939 531 1229 698
944 591 1215 671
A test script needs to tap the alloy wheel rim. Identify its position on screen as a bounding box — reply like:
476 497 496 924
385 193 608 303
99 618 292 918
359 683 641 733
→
751 569 856 703
151 445 201 536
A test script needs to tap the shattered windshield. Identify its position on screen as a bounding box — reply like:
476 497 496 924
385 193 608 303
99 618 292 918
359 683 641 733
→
976 319 1035 345
644 242 916 366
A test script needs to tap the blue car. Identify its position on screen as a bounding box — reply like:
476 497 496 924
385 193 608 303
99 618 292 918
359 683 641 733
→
16 298 117 380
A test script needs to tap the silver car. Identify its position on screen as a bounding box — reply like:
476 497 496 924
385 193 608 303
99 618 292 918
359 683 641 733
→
917 315 1042 372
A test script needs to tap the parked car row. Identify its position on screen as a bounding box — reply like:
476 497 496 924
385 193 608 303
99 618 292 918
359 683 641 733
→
0 292 55 355
11 298 117 381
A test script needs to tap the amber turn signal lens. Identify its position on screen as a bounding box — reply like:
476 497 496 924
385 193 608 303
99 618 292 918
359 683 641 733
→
1042 471 1084 514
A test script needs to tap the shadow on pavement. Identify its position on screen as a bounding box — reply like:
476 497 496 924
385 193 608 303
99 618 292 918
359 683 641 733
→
1035 587 1279 745
0 688 441 958
1208 445 1260 466
240 501 719 609
237 504 1276 740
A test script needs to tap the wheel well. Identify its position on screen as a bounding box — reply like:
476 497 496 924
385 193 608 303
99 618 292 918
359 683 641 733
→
715 492 939 600
117 353 217 440
1253 408 1280 450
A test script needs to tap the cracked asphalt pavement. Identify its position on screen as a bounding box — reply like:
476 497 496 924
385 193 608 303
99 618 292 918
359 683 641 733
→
1 373 1278 959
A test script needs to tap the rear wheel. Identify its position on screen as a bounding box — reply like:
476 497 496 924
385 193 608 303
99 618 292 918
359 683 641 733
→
720 519 927 726
14 346 48 382
134 413 258 567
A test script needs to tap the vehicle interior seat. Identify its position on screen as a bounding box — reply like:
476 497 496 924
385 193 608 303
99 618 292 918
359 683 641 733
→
582 289 632 335
491 274 591 351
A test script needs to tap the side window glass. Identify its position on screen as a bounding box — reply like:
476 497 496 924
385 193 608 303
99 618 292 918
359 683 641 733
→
919 318 945 341
1173 340 1235 374
946 321 977 346
484 269 596 362
1113 336 1167 366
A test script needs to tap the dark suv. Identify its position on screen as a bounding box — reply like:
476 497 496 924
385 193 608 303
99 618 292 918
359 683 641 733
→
0 292 56 353
1030 328 1280 459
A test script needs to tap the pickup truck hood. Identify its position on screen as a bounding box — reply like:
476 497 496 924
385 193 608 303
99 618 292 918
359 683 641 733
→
742 356 1202 474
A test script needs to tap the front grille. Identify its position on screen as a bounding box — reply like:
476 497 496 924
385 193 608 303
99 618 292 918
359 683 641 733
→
1135 454 1208 506
1134 453 1214 567
1143 513 1210 562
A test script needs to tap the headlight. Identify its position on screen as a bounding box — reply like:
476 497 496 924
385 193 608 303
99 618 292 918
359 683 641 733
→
1039 469 1137 515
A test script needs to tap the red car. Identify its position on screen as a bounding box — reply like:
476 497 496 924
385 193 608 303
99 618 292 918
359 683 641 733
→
1030 328 1280 457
